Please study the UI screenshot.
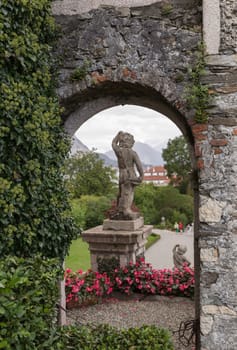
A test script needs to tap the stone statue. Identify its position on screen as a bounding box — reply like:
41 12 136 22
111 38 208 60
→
112 131 143 220
173 244 190 270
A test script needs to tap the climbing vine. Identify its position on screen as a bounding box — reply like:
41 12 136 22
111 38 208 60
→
185 42 210 123
0 0 77 260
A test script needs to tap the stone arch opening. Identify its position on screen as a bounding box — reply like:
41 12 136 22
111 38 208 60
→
63 81 195 151
63 81 200 345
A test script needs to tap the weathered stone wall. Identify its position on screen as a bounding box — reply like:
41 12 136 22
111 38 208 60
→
55 0 201 136
197 62 237 348
196 0 237 347
53 0 237 348
220 0 237 53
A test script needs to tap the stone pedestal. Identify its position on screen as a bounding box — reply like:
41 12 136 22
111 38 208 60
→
82 218 153 271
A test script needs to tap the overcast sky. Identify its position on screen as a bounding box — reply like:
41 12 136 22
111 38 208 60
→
75 105 181 153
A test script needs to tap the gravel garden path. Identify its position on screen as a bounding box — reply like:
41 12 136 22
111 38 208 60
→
67 294 195 350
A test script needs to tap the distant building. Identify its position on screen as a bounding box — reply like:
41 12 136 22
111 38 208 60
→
143 165 170 186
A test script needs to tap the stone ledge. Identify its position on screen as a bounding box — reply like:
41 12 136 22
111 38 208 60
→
82 224 153 244
206 54 237 67
82 225 153 244
52 0 160 16
103 217 144 231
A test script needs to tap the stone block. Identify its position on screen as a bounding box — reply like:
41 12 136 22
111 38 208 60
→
203 0 220 54
200 315 213 336
199 197 225 223
201 272 219 286
209 316 237 348
103 217 144 231
202 305 237 316
210 139 228 147
200 248 219 262
115 7 130 17
206 54 237 67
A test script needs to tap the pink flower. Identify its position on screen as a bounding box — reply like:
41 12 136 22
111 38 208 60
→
65 258 195 307
72 285 80 293
179 284 186 291
107 287 113 294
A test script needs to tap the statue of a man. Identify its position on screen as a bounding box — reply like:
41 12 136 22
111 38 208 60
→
173 244 190 270
112 131 143 220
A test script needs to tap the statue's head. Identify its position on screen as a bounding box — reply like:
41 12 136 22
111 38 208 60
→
119 132 135 148
177 245 187 255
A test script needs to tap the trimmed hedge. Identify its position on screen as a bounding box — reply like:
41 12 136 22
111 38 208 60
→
0 256 61 350
0 0 76 261
52 324 174 350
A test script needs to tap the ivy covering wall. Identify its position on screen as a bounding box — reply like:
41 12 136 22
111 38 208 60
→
0 0 76 260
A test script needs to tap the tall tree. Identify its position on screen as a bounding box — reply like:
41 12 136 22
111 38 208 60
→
64 151 117 198
162 136 192 193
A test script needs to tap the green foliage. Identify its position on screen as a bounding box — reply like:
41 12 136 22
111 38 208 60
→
71 195 111 230
145 233 160 250
134 183 159 225
97 256 120 276
0 0 76 260
0 256 61 350
185 42 210 123
156 186 193 225
70 61 90 81
64 151 116 199
162 136 192 193
70 198 87 230
53 324 174 350
135 184 193 227
161 4 173 15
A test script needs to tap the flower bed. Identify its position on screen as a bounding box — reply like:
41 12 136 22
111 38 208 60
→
65 258 195 307
65 269 112 307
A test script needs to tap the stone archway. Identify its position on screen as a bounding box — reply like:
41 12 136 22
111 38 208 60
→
53 0 237 348
62 84 200 345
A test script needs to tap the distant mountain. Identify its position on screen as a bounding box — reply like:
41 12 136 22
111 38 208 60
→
70 136 89 156
70 137 117 167
98 153 117 167
105 142 163 167
70 137 163 167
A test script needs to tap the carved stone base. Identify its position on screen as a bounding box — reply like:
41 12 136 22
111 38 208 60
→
82 224 153 271
103 217 144 231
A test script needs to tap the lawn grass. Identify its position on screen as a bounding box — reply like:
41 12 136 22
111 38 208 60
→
145 233 161 250
65 232 161 271
65 237 90 271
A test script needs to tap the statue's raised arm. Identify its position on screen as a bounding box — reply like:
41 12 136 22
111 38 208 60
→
112 131 143 220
